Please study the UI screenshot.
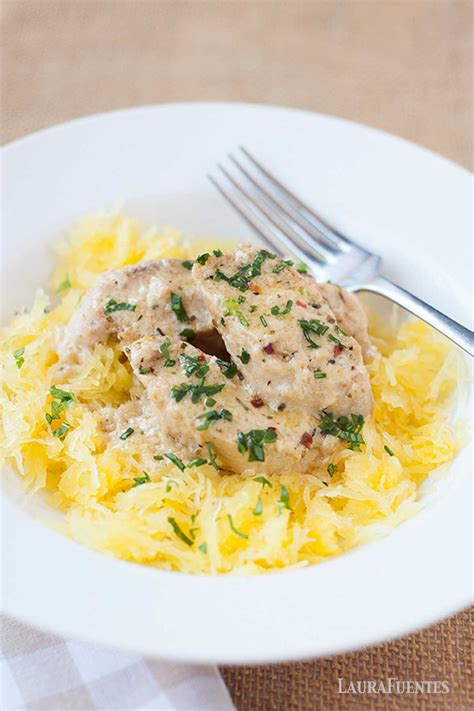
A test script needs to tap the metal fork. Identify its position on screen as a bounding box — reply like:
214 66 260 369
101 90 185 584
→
208 147 473 356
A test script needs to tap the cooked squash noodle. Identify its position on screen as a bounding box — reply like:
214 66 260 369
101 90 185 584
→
0 212 464 574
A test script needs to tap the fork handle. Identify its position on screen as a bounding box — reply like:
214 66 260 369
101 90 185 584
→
354 275 473 356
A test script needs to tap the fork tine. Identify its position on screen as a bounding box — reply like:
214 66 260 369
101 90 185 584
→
229 153 339 258
216 164 326 264
240 146 361 252
208 173 325 273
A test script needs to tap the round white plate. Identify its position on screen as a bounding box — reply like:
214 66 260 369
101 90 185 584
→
1 103 472 664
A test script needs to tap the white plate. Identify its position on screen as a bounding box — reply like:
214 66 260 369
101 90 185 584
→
1 103 472 664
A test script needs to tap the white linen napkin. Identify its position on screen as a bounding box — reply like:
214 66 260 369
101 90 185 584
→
1 615 235 711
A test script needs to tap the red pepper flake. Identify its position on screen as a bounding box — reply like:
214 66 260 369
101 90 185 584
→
300 432 313 448
249 283 261 294
197 354 206 361
263 343 274 354
296 300 308 308
333 344 344 357
251 396 265 408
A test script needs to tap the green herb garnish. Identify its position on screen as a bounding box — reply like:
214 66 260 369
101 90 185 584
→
253 476 273 488
56 275 71 293
295 261 309 274
223 299 249 327
237 349 250 364
164 452 186 471
196 253 210 265
298 319 329 348
259 315 268 327
170 293 189 322
139 366 151 375
384 445 394 457
104 299 136 314
13 347 25 369
227 514 248 539
180 353 209 379
327 463 336 476
198 542 208 554
271 300 293 316
215 358 237 379
168 517 193 546
206 441 219 470
319 412 365 451
278 484 292 512
272 259 293 274
119 427 134 440
166 479 178 492
328 333 347 349
153 455 164 461
181 260 194 270
133 472 151 487
179 328 196 342
213 248 223 257
188 457 208 467
313 370 326 379
236 428 277 462
195 408 232 431
159 339 176 367
253 496 263 516
52 422 71 440
214 249 276 292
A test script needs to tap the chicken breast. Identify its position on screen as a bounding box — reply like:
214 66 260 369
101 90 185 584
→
58 259 214 362
192 245 373 418
319 282 373 360
127 336 341 475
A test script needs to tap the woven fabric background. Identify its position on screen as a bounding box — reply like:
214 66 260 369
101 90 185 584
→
1 1 472 710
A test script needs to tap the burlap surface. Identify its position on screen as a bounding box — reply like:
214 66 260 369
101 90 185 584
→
1 1 472 709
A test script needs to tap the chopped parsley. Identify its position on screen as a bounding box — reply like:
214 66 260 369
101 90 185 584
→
181 260 194 270
133 472 150 487
295 261 309 274
253 496 263 516
271 300 293 316
298 319 329 348
170 293 189 322
196 252 210 265
227 514 248 539
327 463 336 476
328 333 347 349
277 484 292 512
384 445 394 457
13 347 25 369
188 457 208 467
153 454 164 461
159 339 176 367
179 328 196 342
171 380 225 404
171 383 192 402
205 396 216 406
164 452 186 471
104 299 136 314
198 542 208 554
56 275 71 293
45 385 74 439
237 349 250 364
166 479 178 492
138 366 151 375
236 428 277 462
215 358 238 379
253 476 272 488
223 299 249 327
119 427 134 440
214 249 276 292
195 408 232 431
206 441 219 470
180 353 209 379
319 412 365 451
272 259 293 274
168 517 193 546
259 315 268 327
213 248 223 257
313 370 326 379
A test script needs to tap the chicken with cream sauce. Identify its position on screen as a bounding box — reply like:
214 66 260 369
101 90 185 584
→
58 245 374 474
